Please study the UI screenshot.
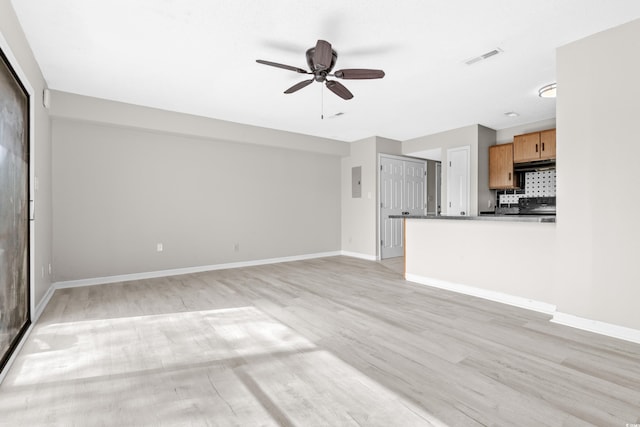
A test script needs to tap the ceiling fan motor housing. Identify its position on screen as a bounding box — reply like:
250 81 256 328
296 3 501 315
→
306 47 338 81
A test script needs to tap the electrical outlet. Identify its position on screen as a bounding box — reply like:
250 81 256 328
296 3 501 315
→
156 243 163 252
48 263 52 275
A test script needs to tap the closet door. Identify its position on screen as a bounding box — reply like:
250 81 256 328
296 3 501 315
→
380 155 427 259
404 160 426 216
380 157 404 259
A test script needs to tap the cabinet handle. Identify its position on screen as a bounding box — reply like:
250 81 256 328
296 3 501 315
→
536 144 539 153
508 172 511 181
542 142 545 151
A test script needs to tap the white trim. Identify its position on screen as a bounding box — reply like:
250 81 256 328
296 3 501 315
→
54 251 342 289
0 274 52 385
0 28 39 387
341 251 378 261
551 312 640 345
406 273 640 344
32 284 56 322
405 273 557 315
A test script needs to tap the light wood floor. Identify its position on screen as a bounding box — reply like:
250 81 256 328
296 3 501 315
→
1 256 639 426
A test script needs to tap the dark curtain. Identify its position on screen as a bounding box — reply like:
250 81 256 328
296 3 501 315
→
0 47 30 373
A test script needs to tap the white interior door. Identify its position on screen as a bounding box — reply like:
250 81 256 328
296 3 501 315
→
380 155 427 259
446 146 470 216
404 160 426 216
380 157 404 259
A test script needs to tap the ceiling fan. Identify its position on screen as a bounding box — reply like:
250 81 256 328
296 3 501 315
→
256 40 385 100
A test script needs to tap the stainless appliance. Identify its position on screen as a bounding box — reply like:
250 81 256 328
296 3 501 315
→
517 196 556 215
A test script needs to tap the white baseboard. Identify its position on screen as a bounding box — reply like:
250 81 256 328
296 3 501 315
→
33 284 56 322
1 281 56 385
406 273 640 344
551 312 640 345
405 273 557 315
0 322 35 385
54 251 342 289
340 251 378 261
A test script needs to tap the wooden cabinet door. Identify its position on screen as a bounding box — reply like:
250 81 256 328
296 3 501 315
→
513 132 541 163
489 143 517 189
540 129 556 160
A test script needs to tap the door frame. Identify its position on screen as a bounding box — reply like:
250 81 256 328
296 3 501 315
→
378 153 427 260
0 31 35 380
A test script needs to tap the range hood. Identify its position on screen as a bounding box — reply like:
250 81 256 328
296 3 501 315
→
514 159 556 172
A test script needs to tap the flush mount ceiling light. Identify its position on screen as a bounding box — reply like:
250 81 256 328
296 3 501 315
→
538 83 557 98
504 111 519 117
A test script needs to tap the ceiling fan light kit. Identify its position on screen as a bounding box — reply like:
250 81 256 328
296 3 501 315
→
257 39 385 101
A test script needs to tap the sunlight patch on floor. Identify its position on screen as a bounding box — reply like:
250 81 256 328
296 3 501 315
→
7 306 316 386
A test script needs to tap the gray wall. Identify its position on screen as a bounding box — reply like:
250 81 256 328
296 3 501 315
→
495 118 556 144
425 159 438 214
477 125 496 212
341 137 378 259
0 2 53 310
403 124 494 216
51 95 344 282
340 136 402 259
555 17 640 330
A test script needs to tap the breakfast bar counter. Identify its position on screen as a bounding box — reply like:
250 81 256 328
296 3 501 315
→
389 214 555 223
397 214 558 313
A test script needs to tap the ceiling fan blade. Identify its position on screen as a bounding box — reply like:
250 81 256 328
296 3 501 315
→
313 40 333 71
256 59 309 74
284 79 315 94
334 69 385 79
326 80 353 100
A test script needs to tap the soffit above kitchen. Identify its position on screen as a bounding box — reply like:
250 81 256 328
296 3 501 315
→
10 0 640 142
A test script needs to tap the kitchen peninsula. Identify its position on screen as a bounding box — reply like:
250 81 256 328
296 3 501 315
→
390 214 555 223
398 215 557 314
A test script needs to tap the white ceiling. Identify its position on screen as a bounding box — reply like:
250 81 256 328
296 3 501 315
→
11 1 640 142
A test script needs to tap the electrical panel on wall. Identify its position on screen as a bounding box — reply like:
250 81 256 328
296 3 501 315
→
352 166 362 198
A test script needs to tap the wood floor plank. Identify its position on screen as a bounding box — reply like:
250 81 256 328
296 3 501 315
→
1 256 639 426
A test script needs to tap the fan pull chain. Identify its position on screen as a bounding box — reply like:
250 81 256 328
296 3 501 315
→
321 83 324 120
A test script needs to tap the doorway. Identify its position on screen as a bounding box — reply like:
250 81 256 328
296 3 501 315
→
446 146 470 216
379 154 427 259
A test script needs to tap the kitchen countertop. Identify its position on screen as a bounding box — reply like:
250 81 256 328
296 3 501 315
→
389 214 556 223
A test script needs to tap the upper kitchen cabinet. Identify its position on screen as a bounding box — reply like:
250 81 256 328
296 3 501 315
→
539 129 556 160
489 143 519 189
513 128 556 163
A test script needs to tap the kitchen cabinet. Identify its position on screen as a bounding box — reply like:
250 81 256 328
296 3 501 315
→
539 129 556 160
513 128 556 163
489 143 519 189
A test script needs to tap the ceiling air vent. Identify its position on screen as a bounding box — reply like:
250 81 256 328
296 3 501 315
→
465 48 503 65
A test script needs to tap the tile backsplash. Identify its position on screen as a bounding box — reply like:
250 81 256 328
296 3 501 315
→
499 169 556 205
524 170 556 197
